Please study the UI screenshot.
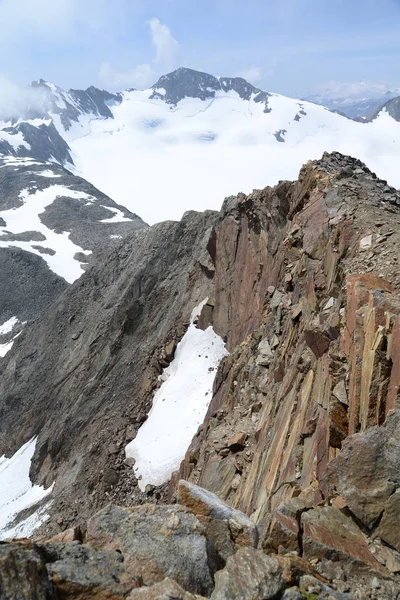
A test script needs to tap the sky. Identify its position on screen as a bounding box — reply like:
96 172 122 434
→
0 0 399 98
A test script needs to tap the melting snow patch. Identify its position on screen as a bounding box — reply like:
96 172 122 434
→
0 316 18 335
99 206 132 223
126 299 228 491
0 438 53 540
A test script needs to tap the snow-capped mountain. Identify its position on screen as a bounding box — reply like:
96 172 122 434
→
305 81 400 119
1 68 400 224
0 156 146 355
368 96 400 122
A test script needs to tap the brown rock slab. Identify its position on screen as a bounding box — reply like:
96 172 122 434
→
263 498 310 553
303 329 331 358
86 503 214 596
211 547 285 600
301 506 381 568
226 432 247 451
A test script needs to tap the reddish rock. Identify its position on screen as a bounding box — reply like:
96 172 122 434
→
301 506 381 568
303 329 331 358
227 432 247 451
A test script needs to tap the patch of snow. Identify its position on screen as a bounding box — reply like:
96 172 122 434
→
0 438 53 540
0 340 14 357
0 316 18 335
99 206 132 223
0 130 30 151
0 329 23 358
110 234 122 239
0 185 92 283
32 170 62 178
126 299 228 490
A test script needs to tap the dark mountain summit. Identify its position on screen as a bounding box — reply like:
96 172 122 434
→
151 67 271 110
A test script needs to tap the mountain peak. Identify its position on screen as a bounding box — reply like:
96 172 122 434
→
150 66 270 107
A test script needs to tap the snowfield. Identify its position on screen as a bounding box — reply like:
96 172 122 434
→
126 299 229 490
0 184 93 283
62 89 400 225
0 438 53 540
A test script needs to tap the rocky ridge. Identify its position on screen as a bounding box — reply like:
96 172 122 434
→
1 152 400 597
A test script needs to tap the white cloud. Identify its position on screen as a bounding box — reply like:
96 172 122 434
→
99 17 181 91
148 18 181 69
0 75 49 122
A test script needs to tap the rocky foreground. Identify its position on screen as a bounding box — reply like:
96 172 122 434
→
1 477 399 599
1 152 400 597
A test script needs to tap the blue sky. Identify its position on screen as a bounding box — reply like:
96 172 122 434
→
0 0 399 97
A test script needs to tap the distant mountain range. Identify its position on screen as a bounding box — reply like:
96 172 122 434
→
1 68 399 229
304 81 400 119
1 67 400 350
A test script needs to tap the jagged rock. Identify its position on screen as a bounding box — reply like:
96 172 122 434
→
0 542 57 600
226 432 247 451
210 547 285 600
86 504 214 596
301 506 381 568
127 578 207 599
325 411 400 548
262 498 310 553
178 480 258 563
47 526 82 543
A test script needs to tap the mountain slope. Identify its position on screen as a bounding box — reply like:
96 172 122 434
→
0 157 146 352
1 152 399 543
2 68 400 224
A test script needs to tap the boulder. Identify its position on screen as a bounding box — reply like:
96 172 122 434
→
262 497 310 553
211 547 285 600
127 577 207 599
0 542 56 600
178 480 258 563
324 411 400 537
86 503 214 596
301 506 381 568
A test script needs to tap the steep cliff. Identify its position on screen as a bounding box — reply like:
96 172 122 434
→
0 152 399 597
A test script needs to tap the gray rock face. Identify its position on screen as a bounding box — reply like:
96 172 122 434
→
151 67 271 111
0 208 217 526
86 504 214 596
0 247 67 329
325 411 400 547
0 542 57 600
0 121 73 164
